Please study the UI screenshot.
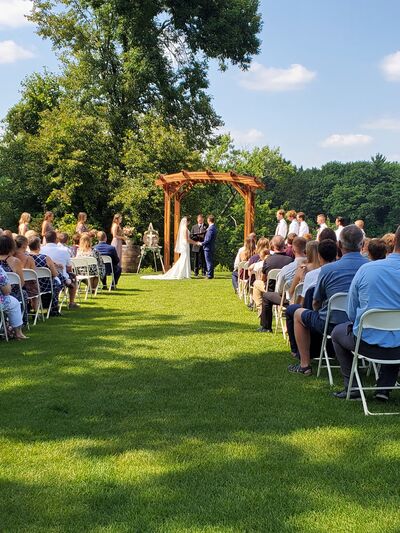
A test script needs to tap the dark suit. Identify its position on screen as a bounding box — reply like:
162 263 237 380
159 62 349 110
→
94 242 122 287
202 224 217 279
190 223 207 276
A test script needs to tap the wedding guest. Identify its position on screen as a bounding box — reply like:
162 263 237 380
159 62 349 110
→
257 237 306 333
297 212 310 237
275 209 288 239
286 210 299 235
40 230 79 309
316 214 328 240
41 211 55 243
335 217 346 241
367 238 387 261
77 233 105 289
285 233 297 258
303 233 313 241
14 235 36 270
289 240 320 301
318 227 337 244
25 230 38 242
111 213 125 262
28 236 62 316
57 232 73 256
18 212 31 236
381 233 395 255
94 231 122 289
0 266 27 340
288 225 368 375
0 234 28 324
361 238 370 258
232 235 257 291
332 225 400 400
71 233 80 257
76 212 89 234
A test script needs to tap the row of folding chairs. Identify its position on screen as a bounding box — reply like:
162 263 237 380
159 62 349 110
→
70 255 116 301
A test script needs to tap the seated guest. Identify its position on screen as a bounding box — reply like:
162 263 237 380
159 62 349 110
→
332 225 400 400
286 240 337 358
318 227 337 243
368 238 387 261
252 236 293 315
41 230 79 309
303 233 313 241
57 232 72 256
232 236 256 292
249 247 270 278
285 233 297 258
289 240 320 302
257 237 306 332
288 225 368 375
18 212 31 236
94 231 122 289
25 230 38 242
29 236 63 316
381 233 395 255
15 235 38 306
286 210 299 235
77 233 105 289
361 237 370 258
0 266 27 340
71 233 80 257
0 234 28 324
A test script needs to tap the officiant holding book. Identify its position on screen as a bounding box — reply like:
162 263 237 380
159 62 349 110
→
190 214 207 277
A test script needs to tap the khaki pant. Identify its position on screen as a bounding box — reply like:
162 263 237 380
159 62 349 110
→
252 280 266 316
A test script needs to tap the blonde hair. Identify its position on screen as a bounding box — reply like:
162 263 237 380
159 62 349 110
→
44 211 53 221
286 210 296 220
79 233 92 252
112 213 122 224
19 212 31 224
256 237 269 254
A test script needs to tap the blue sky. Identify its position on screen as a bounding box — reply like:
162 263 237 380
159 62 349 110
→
1 0 400 167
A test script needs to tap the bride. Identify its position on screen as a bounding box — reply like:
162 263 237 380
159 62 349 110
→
141 217 198 280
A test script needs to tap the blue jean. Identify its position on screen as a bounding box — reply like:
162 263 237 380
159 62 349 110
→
2 295 23 328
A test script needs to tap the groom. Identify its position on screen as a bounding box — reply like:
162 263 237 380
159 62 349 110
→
201 215 217 279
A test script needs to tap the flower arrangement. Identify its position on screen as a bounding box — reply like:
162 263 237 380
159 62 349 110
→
122 226 135 241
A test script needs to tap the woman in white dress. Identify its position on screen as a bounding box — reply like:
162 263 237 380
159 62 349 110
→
142 217 198 280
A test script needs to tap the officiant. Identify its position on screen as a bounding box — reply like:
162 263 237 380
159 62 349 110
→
190 214 207 277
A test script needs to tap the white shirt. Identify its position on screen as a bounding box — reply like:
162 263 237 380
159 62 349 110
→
58 242 73 257
317 223 327 239
335 226 344 240
298 221 309 237
288 219 299 235
234 246 245 269
276 257 306 295
275 219 288 239
41 243 71 276
301 267 321 297
253 260 264 272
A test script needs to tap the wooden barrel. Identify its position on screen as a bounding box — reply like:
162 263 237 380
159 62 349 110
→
121 241 140 273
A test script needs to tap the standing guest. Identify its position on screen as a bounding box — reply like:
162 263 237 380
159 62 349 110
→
285 233 297 258
190 214 207 277
286 210 299 235
332 225 400 400
111 213 125 262
94 231 122 289
381 233 395 255
28 236 62 316
275 209 288 239
288 225 368 375
354 219 366 237
0 234 28 324
18 212 31 236
297 212 310 237
76 212 89 234
0 266 27 340
367 238 387 261
41 211 55 244
316 214 328 240
77 234 105 289
40 230 79 309
335 217 346 241
257 237 306 333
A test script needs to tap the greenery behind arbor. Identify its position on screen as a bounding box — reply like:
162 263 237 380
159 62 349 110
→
1 0 400 266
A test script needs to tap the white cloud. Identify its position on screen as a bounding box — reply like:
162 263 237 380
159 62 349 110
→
0 40 34 64
381 51 400 81
218 127 265 146
239 62 316 92
320 134 373 148
362 117 400 131
0 0 32 28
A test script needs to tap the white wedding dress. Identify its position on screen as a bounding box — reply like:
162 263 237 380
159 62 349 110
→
141 217 191 280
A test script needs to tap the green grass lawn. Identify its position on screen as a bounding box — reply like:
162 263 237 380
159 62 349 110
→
1 274 400 532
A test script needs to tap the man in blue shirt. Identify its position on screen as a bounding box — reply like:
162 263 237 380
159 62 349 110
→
94 231 122 289
331 226 400 400
288 225 368 375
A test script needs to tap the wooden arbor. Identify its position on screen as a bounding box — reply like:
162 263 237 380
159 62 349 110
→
155 170 264 269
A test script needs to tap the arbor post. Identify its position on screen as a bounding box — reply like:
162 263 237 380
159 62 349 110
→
164 186 171 270
173 194 181 263
244 188 255 239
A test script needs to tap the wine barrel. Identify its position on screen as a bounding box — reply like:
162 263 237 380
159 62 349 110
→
121 241 140 273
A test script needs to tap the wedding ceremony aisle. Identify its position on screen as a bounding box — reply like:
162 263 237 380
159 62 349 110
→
1 273 399 532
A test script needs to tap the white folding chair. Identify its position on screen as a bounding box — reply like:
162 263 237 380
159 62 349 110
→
0 307 8 341
71 257 100 300
348 309 400 416
35 267 54 320
22 268 42 326
274 281 290 339
6 272 26 319
292 282 304 304
237 261 250 304
317 292 348 386
266 268 281 289
101 255 115 291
